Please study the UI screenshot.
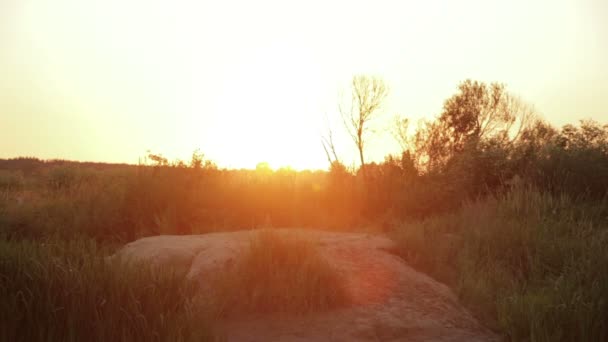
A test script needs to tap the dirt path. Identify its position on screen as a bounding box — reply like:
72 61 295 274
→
113 229 500 342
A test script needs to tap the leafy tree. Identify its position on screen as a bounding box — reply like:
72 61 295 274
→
412 80 534 173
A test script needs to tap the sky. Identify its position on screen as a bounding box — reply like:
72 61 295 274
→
1 0 606 170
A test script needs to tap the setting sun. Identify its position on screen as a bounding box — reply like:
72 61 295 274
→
208 44 330 170
2 1 608 341
2 0 605 168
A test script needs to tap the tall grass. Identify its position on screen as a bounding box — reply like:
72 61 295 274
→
0 236 213 342
0 167 131 241
0 229 349 341
0 163 354 242
207 229 348 317
392 186 608 341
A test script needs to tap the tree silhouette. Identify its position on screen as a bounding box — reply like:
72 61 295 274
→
391 115 411 153
321 112 341 167
340 75 389 168
440 80 534 153
412 80 534 172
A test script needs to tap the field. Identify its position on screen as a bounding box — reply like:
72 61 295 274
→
1 118 607 341
393 187 608 340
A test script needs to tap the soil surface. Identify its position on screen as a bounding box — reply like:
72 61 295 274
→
112 229 500 342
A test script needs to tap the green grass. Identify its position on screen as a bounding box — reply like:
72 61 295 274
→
0 236 213 342
0 229 349 341
207 229 349 317
392 187 608 341
3 157 607 341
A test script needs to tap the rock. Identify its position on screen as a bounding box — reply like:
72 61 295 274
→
111 229 500 342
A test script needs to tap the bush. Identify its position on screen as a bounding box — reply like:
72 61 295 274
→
392 187 608 341
207 229 348 316
0 170 129 241
0 170 24 191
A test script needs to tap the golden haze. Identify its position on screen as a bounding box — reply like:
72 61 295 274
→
0 0 606 168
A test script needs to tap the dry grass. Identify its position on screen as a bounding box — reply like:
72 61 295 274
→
207 229 348 317
0 237 213 342
0 229 348 341
392 187 608 341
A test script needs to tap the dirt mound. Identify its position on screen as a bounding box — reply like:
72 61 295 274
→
112 229 499 341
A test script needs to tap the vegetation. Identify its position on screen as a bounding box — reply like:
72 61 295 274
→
392 187 608 341
207 229 348 316
1 79 607 341
340 75 390 167
0 229 347 341
0 237 211 342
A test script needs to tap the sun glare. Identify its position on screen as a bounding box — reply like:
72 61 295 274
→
208 45 330 170
1 0 606 168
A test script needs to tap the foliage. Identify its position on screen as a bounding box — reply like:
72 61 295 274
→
392 187 608 341
2 114 606 241
0 237 212 342
1 78 607 341
207 229 348 316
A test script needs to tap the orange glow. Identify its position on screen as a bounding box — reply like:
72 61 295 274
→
1 0 606 168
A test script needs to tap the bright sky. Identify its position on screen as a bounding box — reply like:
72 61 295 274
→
1 0 606 169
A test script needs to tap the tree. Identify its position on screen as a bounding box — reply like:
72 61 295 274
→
410 118 451 172
321 112 341 167
146 151 168 166
340 75 389 167
412 80 535 172
391 115 411 153
439 80 534 153
189 148 216 170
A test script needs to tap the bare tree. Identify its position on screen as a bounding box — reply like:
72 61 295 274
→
391 114 411 153
340 75 389 167
321 113 341 166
